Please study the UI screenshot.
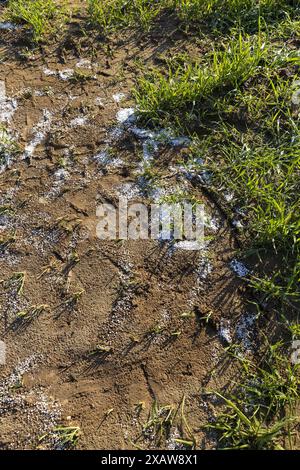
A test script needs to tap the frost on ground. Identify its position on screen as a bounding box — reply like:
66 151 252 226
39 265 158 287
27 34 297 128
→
0 22 17 30
0 81 18 172
0 355 61 449
116 107 136 124
43 68 75 81
23 110 52 159
219 319 232 344
230 259 250 277
113 92 126 103
69 116 89 128
0 81 17 123
115 108 190 165
236 312 257 352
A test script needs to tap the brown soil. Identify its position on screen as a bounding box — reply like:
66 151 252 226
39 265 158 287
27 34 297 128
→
0 10 258 450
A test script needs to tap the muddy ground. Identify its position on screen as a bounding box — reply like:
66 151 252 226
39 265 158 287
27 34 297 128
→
0 10 262 450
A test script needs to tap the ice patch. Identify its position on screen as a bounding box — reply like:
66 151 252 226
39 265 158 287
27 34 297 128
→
34 90 46 97
76 59 92 69
219 320 232 344
54 168 69 180
179 157 211 184
205 215 219 232
69 116 88 127
116 108 136 124
43 68 56 77
224 192 234 202
0 128 17 173
232 219 244 229
0 341 6 365
43 68 74 80
113 93 126 103
110 126 124 140
0 22 17 30
23 110 52 159
130 126 154 140
169 136 190 147
230 259 249 277
44 168 70 199
94 150 124 169
116 182 142 200
131 126 190 162
142 139 159 161
58 69 74 81
0 355 61 447
236 312 257 351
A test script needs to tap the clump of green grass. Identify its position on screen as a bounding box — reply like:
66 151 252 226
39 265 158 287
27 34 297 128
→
135 34 267 126
0 231 16 251
206 343 300 449
0 272 26 295
0 205 14 216
143 402 176 444
39 425 80 450
139 396 196 448
88 344 113 356
173 0 300 33
203 125 300 305
4 0 65 42
15 304 49 322
53 216 82 235
58 289 85 312
87 0 166 33
0 126 20 170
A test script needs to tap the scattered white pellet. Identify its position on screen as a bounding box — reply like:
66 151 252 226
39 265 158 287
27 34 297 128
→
230 259 249 277
219 320 232 344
